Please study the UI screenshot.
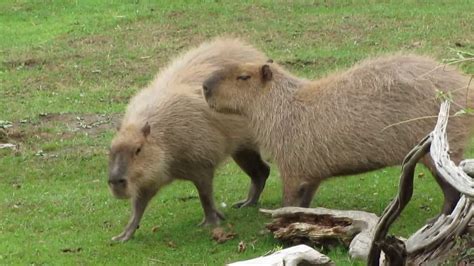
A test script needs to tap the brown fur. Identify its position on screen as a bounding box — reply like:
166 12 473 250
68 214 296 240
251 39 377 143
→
203 54 474 214
108 38 271 241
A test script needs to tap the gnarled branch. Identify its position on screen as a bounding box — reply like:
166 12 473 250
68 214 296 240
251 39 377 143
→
368 101 474 265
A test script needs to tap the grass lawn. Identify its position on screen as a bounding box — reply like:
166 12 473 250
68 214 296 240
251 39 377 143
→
1 1 473 265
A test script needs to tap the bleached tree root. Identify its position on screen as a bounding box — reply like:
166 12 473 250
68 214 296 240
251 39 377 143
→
227 244 333 266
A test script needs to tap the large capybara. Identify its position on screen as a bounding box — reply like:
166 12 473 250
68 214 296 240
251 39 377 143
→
203 54 474 215
108 38 271 242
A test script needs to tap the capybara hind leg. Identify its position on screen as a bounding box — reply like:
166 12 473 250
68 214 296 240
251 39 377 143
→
112 187 158 242
193 172 225 226
422 155 461 215
232 148 270 208
282 174 320 207
299 181 321 208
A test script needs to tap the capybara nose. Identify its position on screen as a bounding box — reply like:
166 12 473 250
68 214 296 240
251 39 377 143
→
202 84 210 98
108 178 126 186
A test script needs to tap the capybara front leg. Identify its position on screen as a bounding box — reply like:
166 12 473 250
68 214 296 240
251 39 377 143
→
193 173 225 226
282 173 320 207
232 148 270 208
282 174 302 207
112 187 158 242
299 181 321 208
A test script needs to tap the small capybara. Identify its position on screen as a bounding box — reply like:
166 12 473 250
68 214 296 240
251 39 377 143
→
203 54 474 215
108 38 270 241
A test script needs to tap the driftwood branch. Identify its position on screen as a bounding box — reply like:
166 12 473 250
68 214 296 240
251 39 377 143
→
227 244 333 266
429 102 474 196
368 101 474 265
367 135 432 265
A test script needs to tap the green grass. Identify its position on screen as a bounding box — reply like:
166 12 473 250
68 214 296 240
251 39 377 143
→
1 0 473 265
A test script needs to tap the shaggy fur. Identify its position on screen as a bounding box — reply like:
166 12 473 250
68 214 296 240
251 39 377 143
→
108 38 271 241
203 54 474 213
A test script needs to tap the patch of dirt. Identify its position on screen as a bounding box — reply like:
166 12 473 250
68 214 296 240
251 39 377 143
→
39 113 121 136
0 128 8 142
2 58 46 70
67 35 112 49
167 10 185 18
3 113 121 145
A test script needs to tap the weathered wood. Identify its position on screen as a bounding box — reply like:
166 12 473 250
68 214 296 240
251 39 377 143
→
460 159 474 177
406 196 472 264
261 207 379 261
227 244 334 266
429 102 474 196
367 135 432 266
367 101 474 265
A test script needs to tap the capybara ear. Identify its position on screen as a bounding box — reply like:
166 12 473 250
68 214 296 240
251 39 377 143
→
261 64 273 82
142 122 151 138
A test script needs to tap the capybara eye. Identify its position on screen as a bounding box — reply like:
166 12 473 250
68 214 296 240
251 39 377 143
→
237 75 251 81
135 147 141 155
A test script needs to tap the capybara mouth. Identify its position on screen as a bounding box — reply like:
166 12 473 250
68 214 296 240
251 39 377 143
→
214 105 242 115
206 100 217 110
207 100 241 115
109 186 131 199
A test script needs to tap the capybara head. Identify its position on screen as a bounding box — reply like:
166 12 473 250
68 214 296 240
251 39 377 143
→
202 63 273 115
108 122 152 199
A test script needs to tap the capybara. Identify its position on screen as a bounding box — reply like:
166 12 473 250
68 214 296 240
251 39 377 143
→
203 54 474 215
108 38 270 241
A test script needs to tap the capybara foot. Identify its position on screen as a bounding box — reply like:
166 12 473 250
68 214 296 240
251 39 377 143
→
232 198 258 208
111 231 134 242
198 210 225 226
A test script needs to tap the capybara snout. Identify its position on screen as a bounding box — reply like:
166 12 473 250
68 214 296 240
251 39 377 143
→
108 181 129 199
108 177 126 187
108 168 128 198
108 155 130 199
202 71 223 100
202 83 211 99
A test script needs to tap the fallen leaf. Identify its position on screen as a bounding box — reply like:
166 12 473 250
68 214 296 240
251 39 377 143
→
418 172 425 178
238 241 246 253
167 241 177 249
212 227 236 244
151 226 159 233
